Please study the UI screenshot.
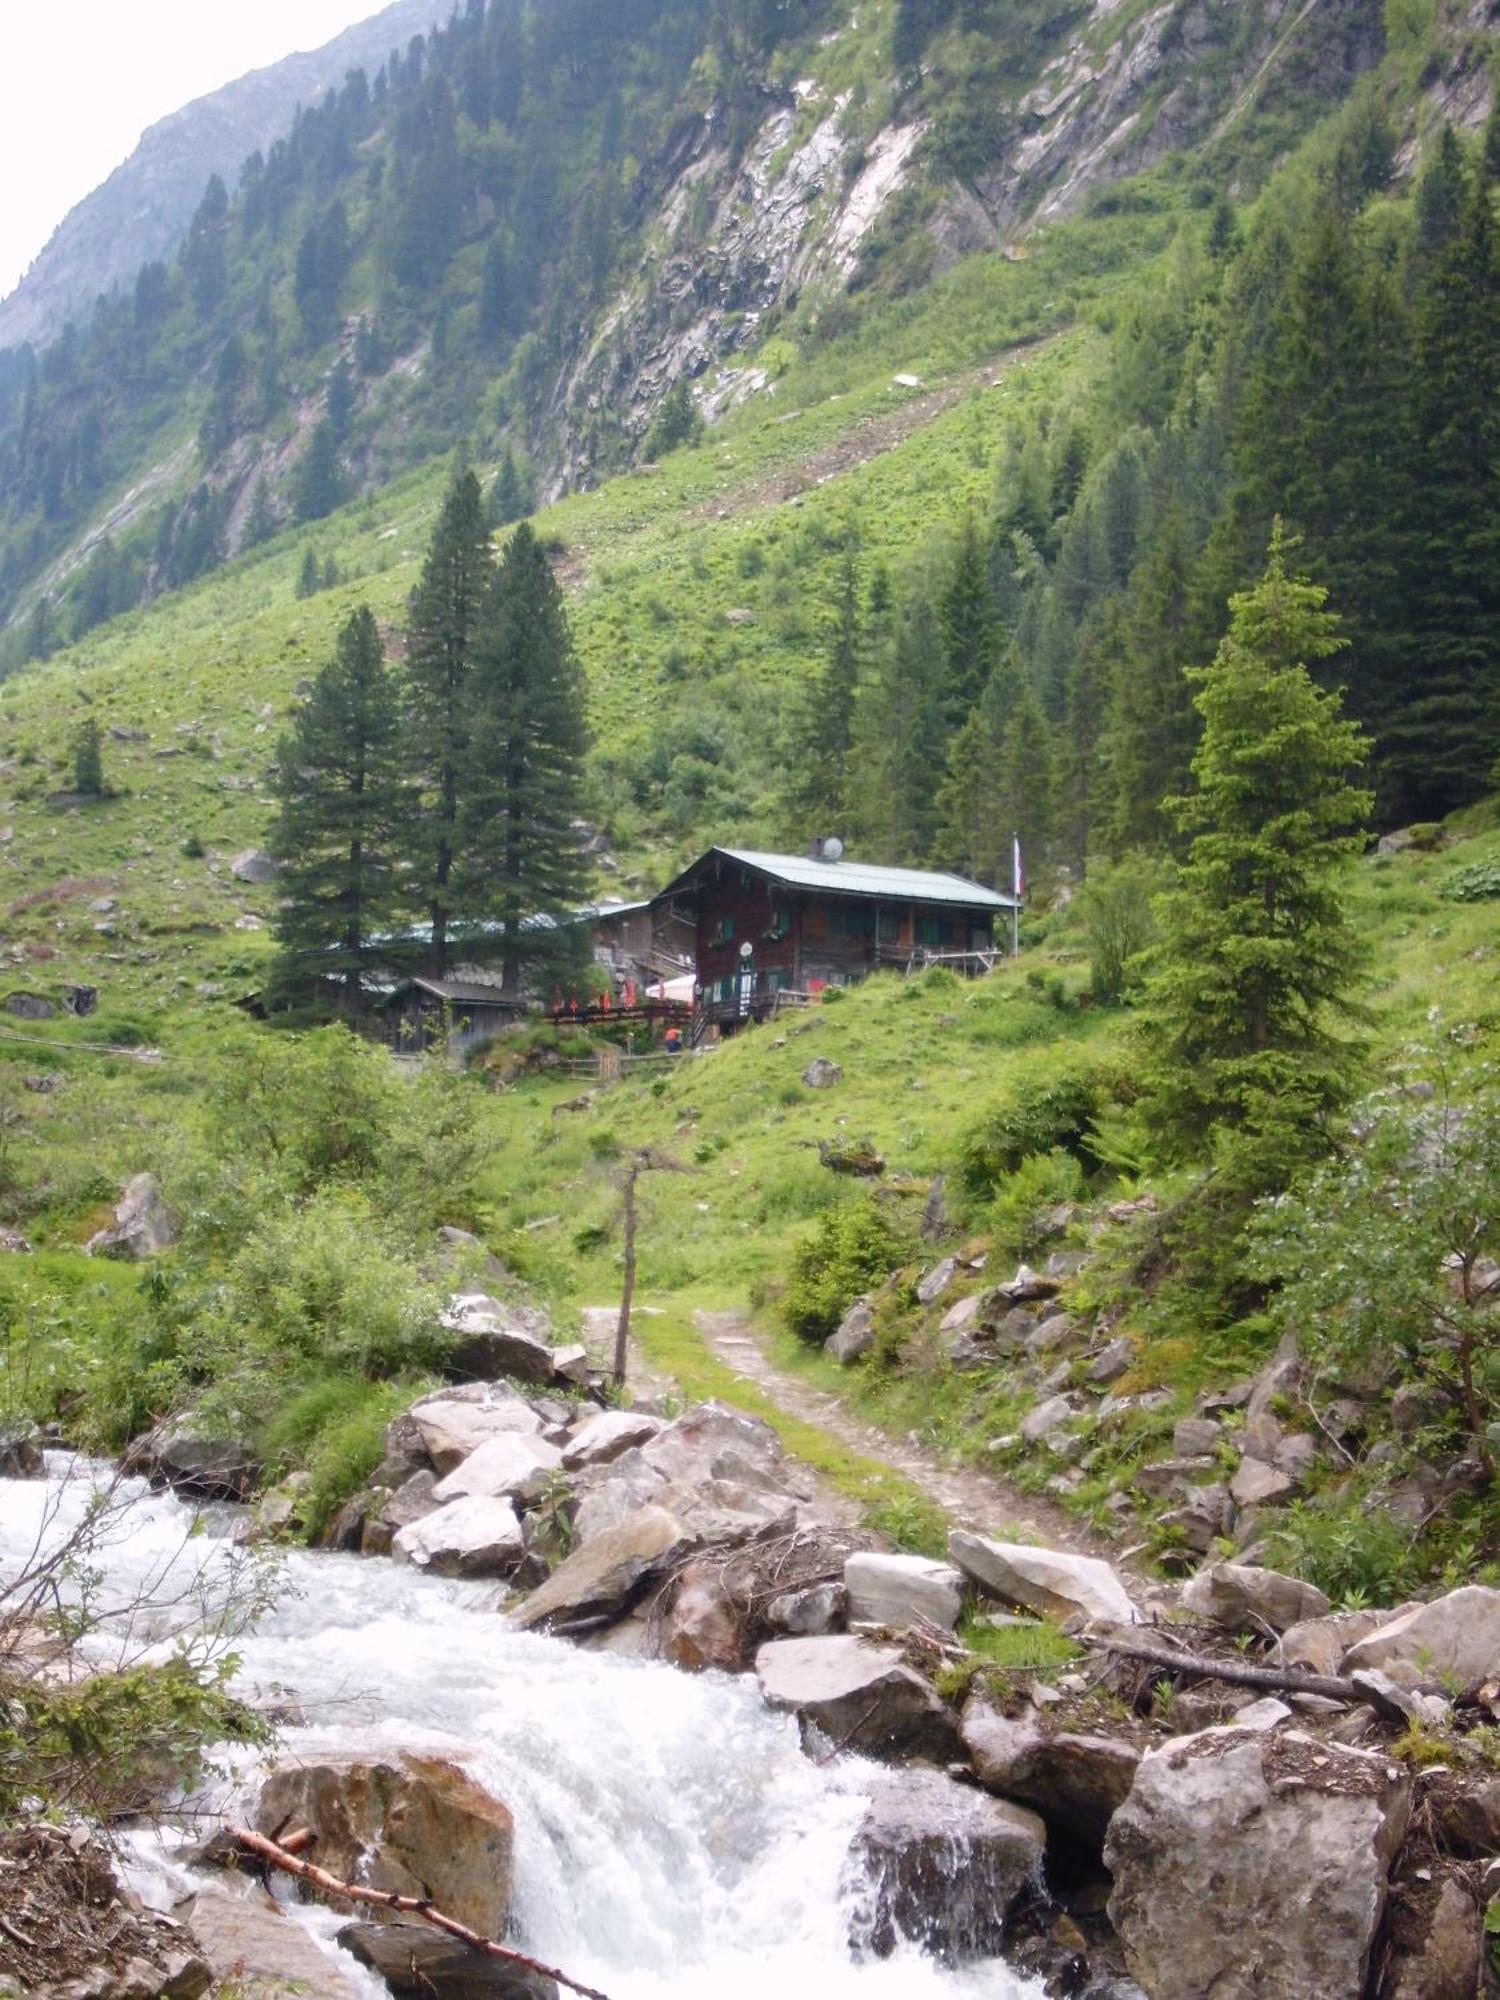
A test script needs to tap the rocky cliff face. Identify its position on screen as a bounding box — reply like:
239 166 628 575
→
0 0 444 354
545 0 1388 482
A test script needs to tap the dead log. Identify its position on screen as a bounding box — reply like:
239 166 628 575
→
1080 1633 1428 1724
228 1825 611 2000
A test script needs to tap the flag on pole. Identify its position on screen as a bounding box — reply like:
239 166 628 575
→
1012 835 1024 903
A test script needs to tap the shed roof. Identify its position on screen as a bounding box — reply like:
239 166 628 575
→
656 846 1017 911
398 977 525 1008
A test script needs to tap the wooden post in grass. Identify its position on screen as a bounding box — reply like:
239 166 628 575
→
613 1146 691 1390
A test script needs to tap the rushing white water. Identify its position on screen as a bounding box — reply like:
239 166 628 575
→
0 1457 1044 1999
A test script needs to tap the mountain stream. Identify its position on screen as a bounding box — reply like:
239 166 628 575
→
0 1456 1045 1999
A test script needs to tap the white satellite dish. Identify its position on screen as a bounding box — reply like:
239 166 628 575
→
822 836 844 862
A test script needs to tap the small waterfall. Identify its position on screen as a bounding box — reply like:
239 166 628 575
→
0 1458 1045 1999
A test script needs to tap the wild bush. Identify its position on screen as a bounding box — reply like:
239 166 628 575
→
990 1148 1086 1259
783 1193 908 1344
954 1057 1112 1207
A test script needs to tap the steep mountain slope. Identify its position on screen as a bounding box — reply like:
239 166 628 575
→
0 0 446 353
2 0 1479 653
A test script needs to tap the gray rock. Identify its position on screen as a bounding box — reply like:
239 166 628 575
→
1025 1312 1076 1355
432 1432 562 1506
123 1423 257 1502
826 1295 876 1364
755 1634 962 1763
361 1470 440 1557
1274 1432 1319 1482
1378 1875 1482 2000
843 1767 1045 1961
995 1264 1060 1304
230 847 277 883
439 1293 555 1385
510 1506 690 1633
392 1495 525 1578
561 1409 665 1469
1105 1729 1410 2000
948 1531 1139 1627
189 1880 362 1998
939 1292 984 1336
1133 1457 1217 1498
1172 1417 1222 1457
1182 1562 1331 1635
1088 1335 1134 1384
1279 1607 1401 1678
1020 1393 1079 1444
766 1580 845 1635
641 1401 801 1500
86 1172 177 1259
1158 1483 1232 1555
915 1256 958 1307
339 1921 557 1998
0 1428 43 1477
1229 1457 1294 1508
1340 1585 1500 1689
961 1697 1140 1844
844 1552 963 1634
1391 1382 1443 1435
802 1057 842 1088
549 1343 592 1384
410 1391 544 1474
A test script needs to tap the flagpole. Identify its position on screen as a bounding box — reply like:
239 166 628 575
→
1012 832 1022 959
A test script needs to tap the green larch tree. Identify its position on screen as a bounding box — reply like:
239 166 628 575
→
270 607 406 1007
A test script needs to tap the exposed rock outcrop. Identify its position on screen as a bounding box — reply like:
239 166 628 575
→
755 1634 962 1763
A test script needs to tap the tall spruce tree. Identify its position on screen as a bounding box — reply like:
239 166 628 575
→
848 599 947 863
404 470 494 974
996 687 1056 883
931 708 1003 883
1141 524 1371 1187
782 537 862 834
937 513 1000 725
458 523 590 995
270 607 406 1006
1397 159 1500 815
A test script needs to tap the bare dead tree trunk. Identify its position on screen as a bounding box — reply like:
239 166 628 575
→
613 1160 638 1391
230 1826 611 2000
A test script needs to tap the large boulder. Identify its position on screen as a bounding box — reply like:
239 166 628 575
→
86 1173 177 1259
1182 1562 1331 1635
189 1880 363 1998
255 1753 514 1937
1104 1728 1411 2000
392 1495 525 1578
230 847 278 883
844 1552 963 1634
509 1506 690 1633
339 1922 557 1999
1340 1585 1500 1689
123 1423 257 1502
432 1433 562 1506
843 1767 1045 1961
642 1402 805 1501
560 1409 664 1470
1279 1606 1399 1678
947 1531 1138 1628
361 1469 441 1557
439 1294 555 1385
755 1634 962 1763
410 1389 544 1474
661 1559 746 1673
961 1698 1140 1845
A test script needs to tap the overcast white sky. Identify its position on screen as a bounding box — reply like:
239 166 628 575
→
0 1 387 298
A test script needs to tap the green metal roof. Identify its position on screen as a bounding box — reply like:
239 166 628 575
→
659 847 1018 910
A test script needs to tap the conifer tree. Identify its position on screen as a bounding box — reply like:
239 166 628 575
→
270 607 406 1006
848 601 946 863
996 685 1056 882
72 718 105 798
296 548 320 599
246 477 277 549
1099 504 1202 852
1396 160 1500 815
293 421 343 524
1141 525 1371 1186
489 446 528 526
782 538 862 833
457 523 590 995
937 513 1000 725
931 708 1003 883
404 470 494 974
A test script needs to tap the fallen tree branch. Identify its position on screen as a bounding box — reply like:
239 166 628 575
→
1080 1633 1412 1713
229 1826 611 2000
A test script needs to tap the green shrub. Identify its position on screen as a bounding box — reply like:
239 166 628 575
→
783 1194 908 1345
1443 859 1500 903
990 1148 1086 1259
1267 1495 1426 1607
955 1058 1112 1206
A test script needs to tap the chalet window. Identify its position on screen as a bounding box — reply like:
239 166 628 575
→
831 902 874 939
916 914 955 948
876 907 901 944
710 914 735 946
764 901 789 941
